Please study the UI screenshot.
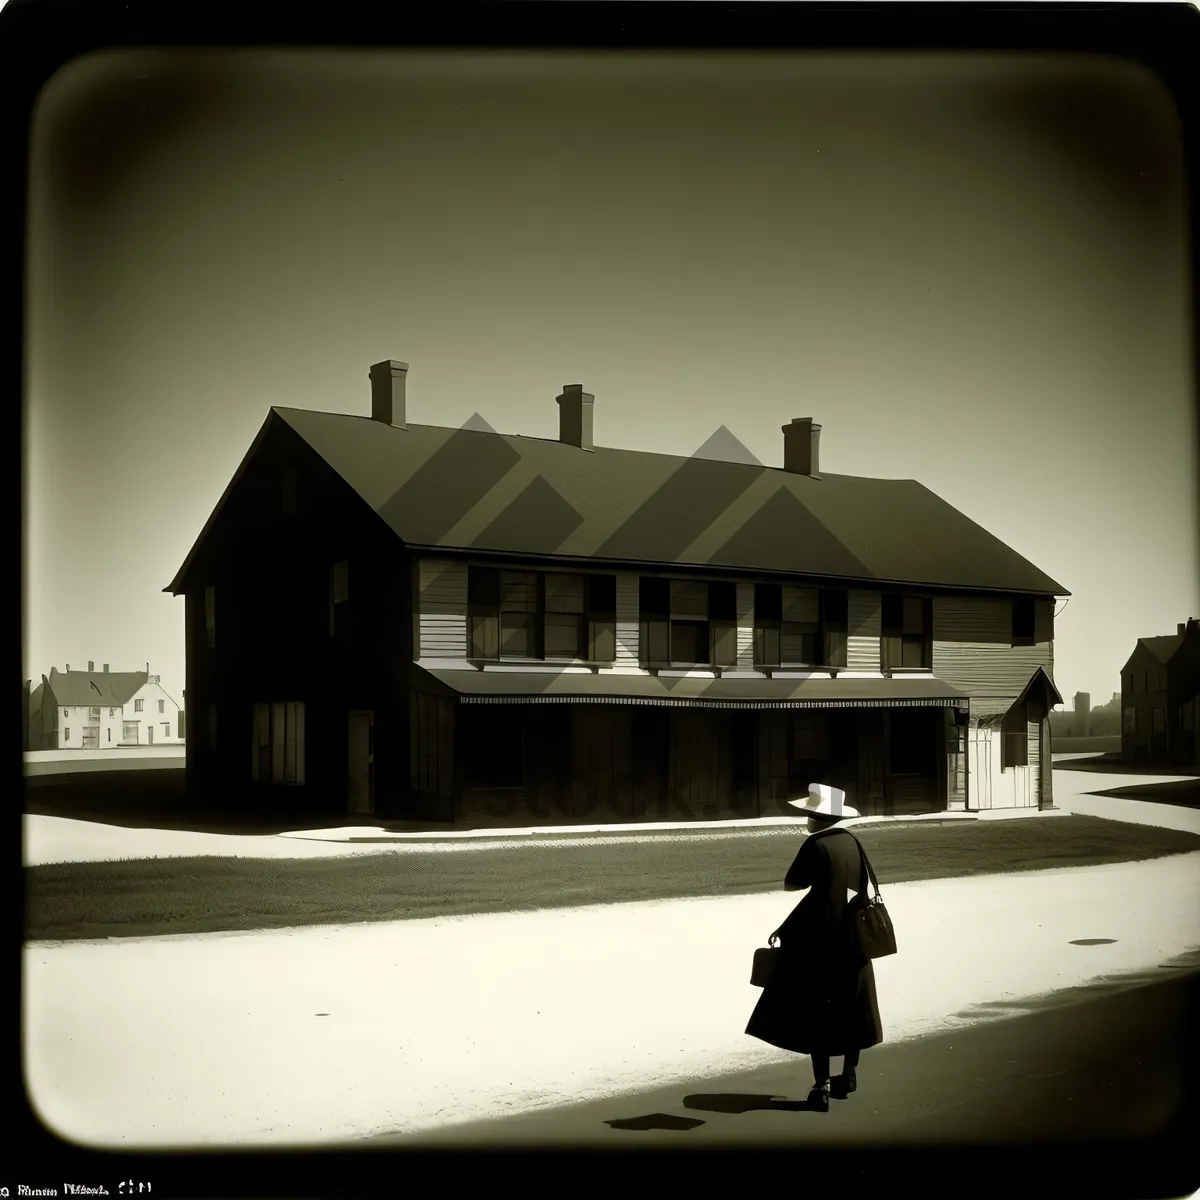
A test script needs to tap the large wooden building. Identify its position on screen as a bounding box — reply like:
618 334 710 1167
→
165 360 1068 827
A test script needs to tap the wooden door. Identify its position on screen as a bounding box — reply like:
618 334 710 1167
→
669 710 728 821
347 710 375 814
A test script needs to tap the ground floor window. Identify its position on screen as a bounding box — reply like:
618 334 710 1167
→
122 722 138 742
462 706 523 788
1000 706 1028 769
252 701 306 784
82 726 99 749
889 707 940 775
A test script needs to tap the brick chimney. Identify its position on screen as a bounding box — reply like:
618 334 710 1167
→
103 664 109 673
88 661 94 672
782 418 821 477
65 664 69 672
370 360 408 429
556 385 595 451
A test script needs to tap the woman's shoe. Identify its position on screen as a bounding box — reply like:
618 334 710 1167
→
831 1069 857 1099
807 1082 831 1112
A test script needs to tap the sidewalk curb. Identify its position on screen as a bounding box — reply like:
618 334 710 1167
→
274 807 1082 846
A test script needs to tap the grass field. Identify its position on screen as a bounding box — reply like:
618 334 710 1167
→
24 814 1200 943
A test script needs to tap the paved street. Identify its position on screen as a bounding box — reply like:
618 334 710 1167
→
387 955 1199 1152
23 850 1200 1150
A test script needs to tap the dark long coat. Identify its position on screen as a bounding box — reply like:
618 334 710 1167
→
745 826 884 1056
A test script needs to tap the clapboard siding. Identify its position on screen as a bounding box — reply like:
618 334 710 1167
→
932 642 1052 698
933 595 1012 643
933 594 1052 701
933 595 1054 646
736 582 755 668
847 589 880 671
615 571 640 669
418 558 469 658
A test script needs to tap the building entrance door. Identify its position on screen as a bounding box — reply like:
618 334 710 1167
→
347 710 375 814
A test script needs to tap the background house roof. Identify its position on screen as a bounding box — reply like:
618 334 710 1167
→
45 669 148 707
272 409 1069 595
1138 635 1185 664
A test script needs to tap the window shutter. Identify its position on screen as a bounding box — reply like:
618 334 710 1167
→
821 589 849 668
587 574 617 663
709 581 737 667
468 567 500 660
639 577 670 665
880 593 903 672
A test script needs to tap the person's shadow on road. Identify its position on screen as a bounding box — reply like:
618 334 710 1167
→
603 1093 830 1130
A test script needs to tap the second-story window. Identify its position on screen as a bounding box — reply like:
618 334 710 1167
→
1012 598 1036 646
468 567 617 663
89 706 101 722
544 573 586 658
881 593 932 671
500 571 539 657
135 699 144 712
158 699 165 714
639 578 736 668
330 561 349 636
669 579 708 665
754 584 848 668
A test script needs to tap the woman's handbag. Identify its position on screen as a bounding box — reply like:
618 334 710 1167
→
846 834 898 960
750 932 781 987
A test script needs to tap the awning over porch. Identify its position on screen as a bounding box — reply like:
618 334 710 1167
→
412 665 969 710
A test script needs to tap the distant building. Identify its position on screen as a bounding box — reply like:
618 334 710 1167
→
1120 620 1200 766
1074 691 1091 736
24 663 184 750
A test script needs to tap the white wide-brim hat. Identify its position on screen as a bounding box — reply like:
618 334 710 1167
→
787 782 861 820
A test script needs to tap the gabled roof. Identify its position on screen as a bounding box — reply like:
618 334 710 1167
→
1013 664 1064 711
176 407 1066 596
45 669 148 707
1139 634 1185 664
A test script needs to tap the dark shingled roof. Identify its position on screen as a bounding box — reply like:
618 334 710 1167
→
264 409 1068 595
1139 635 1185 664
45 669 147 707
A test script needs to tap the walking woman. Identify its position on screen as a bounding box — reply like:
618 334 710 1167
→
745 783 883 1111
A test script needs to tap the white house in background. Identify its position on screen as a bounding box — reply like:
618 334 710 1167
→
24 662 184 750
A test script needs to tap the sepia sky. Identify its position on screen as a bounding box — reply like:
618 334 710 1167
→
23 49 1196 711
